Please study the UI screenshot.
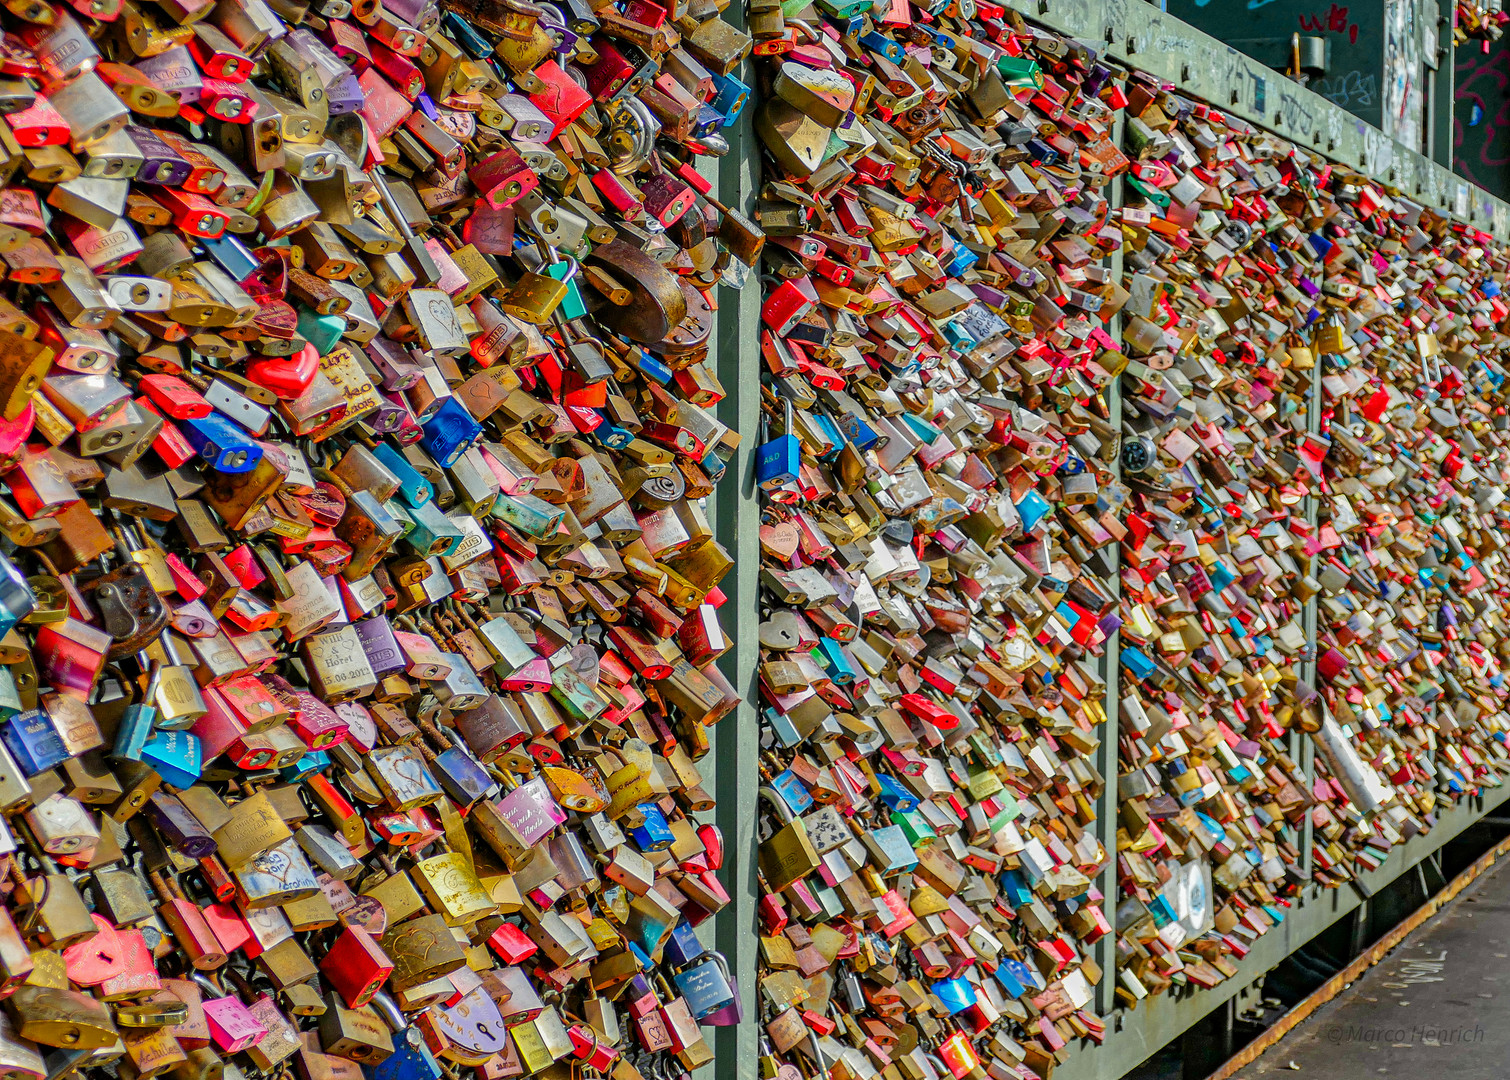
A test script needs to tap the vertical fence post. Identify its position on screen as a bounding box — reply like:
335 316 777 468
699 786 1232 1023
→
1094 111 1126 1016
709 24 762 1076
1300 340 1321 884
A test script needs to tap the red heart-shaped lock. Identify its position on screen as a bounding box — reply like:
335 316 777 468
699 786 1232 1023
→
246 343 319 400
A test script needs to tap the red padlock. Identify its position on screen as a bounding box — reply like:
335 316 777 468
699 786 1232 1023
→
7 445 76 518
320 927 393 1008
152 189 229 240
761 277 817 335
592 170 644 216
487 922 538 965
199 78 258 123
357 69 415 141
369 41 426 99
468 146 539 209
568 1024 619 1071
579 40 637 100
640 173 693 227
135 397 198 469
286 692 350 750
187 34 254 81
139 374 211 419
5 94 68 147
898 692 959 730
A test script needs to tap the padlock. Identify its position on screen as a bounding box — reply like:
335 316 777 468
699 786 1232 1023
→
0 0 768 1068
755 397 800 491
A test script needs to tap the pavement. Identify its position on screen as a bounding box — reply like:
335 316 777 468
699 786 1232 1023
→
1240 855 1510 1080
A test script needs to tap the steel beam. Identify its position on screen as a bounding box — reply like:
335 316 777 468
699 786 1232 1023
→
709 19 762 1072
1002 0 1510 239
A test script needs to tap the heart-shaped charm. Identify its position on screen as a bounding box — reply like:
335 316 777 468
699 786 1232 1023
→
760 522 800 560
62 914 126 987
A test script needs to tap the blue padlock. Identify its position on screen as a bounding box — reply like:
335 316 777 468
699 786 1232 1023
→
830 407 882 453
709 72 750 126
947 245 977 277
994 957 1043 997
404 498 466 558
700 446 727 482
297 304 346 356
771 769 814 815
545 260 587 321
829 13 864 35
493 492 565 541
182 412 263 473
1147 894 1177 928
628 934 658 967
857 29 902 61
431 747 492 808
281 750 329 784
1 709 68 775
592 417 636 449
899 411 942 445
372 443 433 507
932 977 977 1015
692 104 722 138
999 869 1033 908
674 955 736 1019
364 1019 443 1080
140 729 202 789
756 398 800 491
419 399 483 471
815 637 856 685
113 662 161 762
0 556 34 640
442 10 494 57
198 231 259 282
628 803 675 851
941 320 977 352
875 774 917 813
630 349 673 386
663 921 706 967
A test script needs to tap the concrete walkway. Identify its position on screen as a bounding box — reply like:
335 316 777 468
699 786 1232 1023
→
1241 856 1510 1080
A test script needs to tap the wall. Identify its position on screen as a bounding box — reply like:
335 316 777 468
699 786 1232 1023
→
1454 32 1510 195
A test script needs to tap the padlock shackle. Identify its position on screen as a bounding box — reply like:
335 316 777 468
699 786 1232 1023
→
756 785 794 824
369 989 406 1033
703 950 732 986
367 168 414 242
611 97 658 177
807 1032 832 1080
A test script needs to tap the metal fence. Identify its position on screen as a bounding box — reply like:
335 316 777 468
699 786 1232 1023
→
700 3 1510 1079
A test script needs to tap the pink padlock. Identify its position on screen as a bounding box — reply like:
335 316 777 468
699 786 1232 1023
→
197 975 267 1054
0 403 34 468
495 776 566 845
